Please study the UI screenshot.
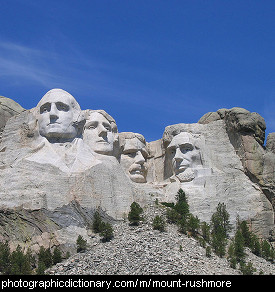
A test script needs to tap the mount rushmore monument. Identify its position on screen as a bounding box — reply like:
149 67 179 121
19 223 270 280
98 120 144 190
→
0 88 274 252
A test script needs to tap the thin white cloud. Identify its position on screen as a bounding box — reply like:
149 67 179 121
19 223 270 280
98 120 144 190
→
0 41 60 86
0 39 210 123
0 40 115 91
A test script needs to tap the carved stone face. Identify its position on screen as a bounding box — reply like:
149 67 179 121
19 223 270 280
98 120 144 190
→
120 137 148 183
37 89 80 142
167 132 198 175
83 112 116 155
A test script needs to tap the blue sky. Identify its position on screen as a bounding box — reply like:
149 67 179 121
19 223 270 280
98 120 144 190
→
0 0 274 142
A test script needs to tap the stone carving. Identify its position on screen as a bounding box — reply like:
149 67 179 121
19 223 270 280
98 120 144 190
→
26 89 97 173
36 88 84 143
164 131 202 182
83 109 119 157
119 132 148 183
146 122 274 239
0 88 274 253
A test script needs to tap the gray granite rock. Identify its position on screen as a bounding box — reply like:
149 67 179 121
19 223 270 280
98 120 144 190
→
0 90 274 258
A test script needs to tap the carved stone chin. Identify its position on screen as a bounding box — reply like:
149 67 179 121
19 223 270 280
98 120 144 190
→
176 168 195 182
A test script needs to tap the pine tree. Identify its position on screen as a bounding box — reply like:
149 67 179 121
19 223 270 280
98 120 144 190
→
52 247 62 265
26 248 36 269
152 215 166 232
187 214 200 237
128 202 143 225
44 248 52 268
0 241 11 274
239 221 252 248
205 246 211 258
92 210 105 233
210 203 231 258
239 262 256 275
174 189 189 218
178 215 188 234
261 240 271 261
163 189 190 228
38 246 52 269
211 202 231 238
166 207 180 224
234 229 245 262
201 221 211 243
100 222 114 242
227 242 237 269
250 233 261 256
36 261 46 275
76 235 87 253
211 230 227 257
171 189 190 234
10 245 32 275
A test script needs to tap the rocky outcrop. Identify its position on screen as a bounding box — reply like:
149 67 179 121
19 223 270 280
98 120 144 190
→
198 107 266 184
262 133 275 212
147 120 273 238
0 96 25 141
198 107 275 238
47 204 275 275
0 90 274 257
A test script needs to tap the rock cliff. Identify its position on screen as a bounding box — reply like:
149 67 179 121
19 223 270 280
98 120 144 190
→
0 89 274 255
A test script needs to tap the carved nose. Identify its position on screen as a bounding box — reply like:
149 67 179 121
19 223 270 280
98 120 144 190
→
174 148 183 161
98 124 107 136
49 104 59 118
135 151 145 164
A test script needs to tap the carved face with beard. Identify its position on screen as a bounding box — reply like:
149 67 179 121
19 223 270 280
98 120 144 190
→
119 133 148 183
166 132 201 182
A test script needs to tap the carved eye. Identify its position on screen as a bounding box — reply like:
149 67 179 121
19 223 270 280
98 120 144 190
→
104 125 111 131
141 149 148 159
168 147 176 155
124 151 136 158
40 104 50 114
85 121 98 130
102 122 111 131
56 102 69 112
180 145 193 153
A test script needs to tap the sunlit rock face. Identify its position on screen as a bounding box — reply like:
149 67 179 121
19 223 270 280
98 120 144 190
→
165 132 202 182
83 109 119 157
36 89 83 142
119 132 148 183
0 89 274 252
148 121 274 239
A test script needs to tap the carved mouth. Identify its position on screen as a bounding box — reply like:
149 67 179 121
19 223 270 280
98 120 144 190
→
131 170 143 175
47 122 61 126
96 139 109 143
130 167 145 176
129 167 147 183
178 164 188 170
173 159 190 169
